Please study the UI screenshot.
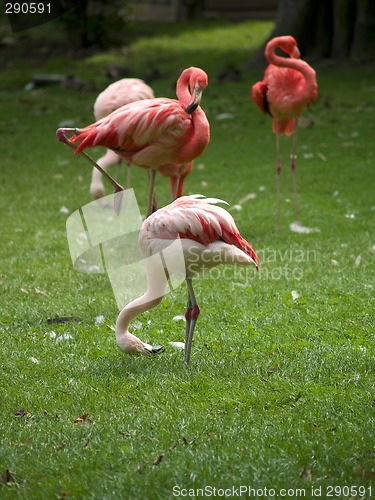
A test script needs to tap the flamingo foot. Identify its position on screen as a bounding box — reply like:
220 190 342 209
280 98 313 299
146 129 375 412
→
56 127 79 147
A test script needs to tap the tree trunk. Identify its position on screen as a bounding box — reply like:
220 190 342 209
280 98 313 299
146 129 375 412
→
249 0 375 65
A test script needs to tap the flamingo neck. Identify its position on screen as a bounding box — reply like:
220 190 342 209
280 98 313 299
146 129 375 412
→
176 68 193 107
266 40 317 99
115 259 167 352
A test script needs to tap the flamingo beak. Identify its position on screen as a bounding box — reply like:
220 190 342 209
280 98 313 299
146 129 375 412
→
185 83 203 114
291 46 301 59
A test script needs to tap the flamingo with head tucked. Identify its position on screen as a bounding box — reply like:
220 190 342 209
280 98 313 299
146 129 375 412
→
252 35 318 229
114 194 259 365
57 67 210 216
90 78 155 199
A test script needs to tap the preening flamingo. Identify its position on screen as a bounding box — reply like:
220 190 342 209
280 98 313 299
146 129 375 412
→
252 35 318 229
57 67 210 216
115 194 259 365
90 78 155 199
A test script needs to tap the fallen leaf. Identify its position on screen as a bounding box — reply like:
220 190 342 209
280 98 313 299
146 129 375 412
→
289 222 320 234
172 315 186 323
317 152 327 161
215 113 234 120
238 193 256 204
354 255 361 267
0 469 16 485
47 317 84 324
13 408 32 418
56 333 73 343
152 453 164 466
298 116 314 129
291 290 301 300
34 288 47 296
20 288 28 294
299 467 313 481
95 315 105 325
169 342 185 349
74 413 92 425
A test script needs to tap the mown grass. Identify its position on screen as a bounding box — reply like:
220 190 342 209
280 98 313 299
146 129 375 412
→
0 15 374 500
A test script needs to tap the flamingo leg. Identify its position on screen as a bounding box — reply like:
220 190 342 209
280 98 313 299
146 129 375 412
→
290 122 300 223
184 277 200 365
56 128 124 194
275 123 282 231
126 162 132 189
146 169 157 218
116 156 122 186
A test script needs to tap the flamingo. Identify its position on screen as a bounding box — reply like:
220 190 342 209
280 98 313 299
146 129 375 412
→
251 35 318 229
57 67 210 217
90 78 155 199
115 194 260 365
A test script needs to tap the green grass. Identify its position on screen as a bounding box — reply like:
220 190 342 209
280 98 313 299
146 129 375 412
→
1 17 375 500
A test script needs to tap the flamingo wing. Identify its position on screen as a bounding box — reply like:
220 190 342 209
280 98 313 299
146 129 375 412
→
71 98 190 156
143 196 260 266
251 80 270 115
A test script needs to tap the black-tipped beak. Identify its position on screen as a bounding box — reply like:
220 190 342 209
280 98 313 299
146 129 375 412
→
151 345 165 354
185 84 203 114
292 46 301 58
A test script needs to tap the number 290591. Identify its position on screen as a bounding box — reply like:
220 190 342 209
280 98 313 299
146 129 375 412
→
5 3 51 14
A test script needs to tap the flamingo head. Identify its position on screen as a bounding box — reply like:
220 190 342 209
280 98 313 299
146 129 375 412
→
276 35 300 59
185 68 208 114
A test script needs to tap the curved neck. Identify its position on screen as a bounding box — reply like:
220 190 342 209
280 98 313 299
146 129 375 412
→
176 69 193 107
266 40 317 101
115 257 168 342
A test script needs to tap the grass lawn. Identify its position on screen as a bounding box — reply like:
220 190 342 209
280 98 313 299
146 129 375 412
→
0 15 374 500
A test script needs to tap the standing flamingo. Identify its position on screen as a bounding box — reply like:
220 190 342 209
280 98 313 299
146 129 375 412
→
115 194 259 365
57 67 210 217
90 78 155 199
252 35 318 229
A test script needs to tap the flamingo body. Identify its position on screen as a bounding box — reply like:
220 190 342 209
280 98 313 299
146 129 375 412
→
252 36 317 135
94 78 155 120
90 78 155 199
115 195 259 364
73 95 209 168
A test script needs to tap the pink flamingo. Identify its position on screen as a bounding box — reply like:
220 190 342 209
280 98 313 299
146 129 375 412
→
90 78 155 199
57 67 210 216
115 194 260 365
252 35 318 229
